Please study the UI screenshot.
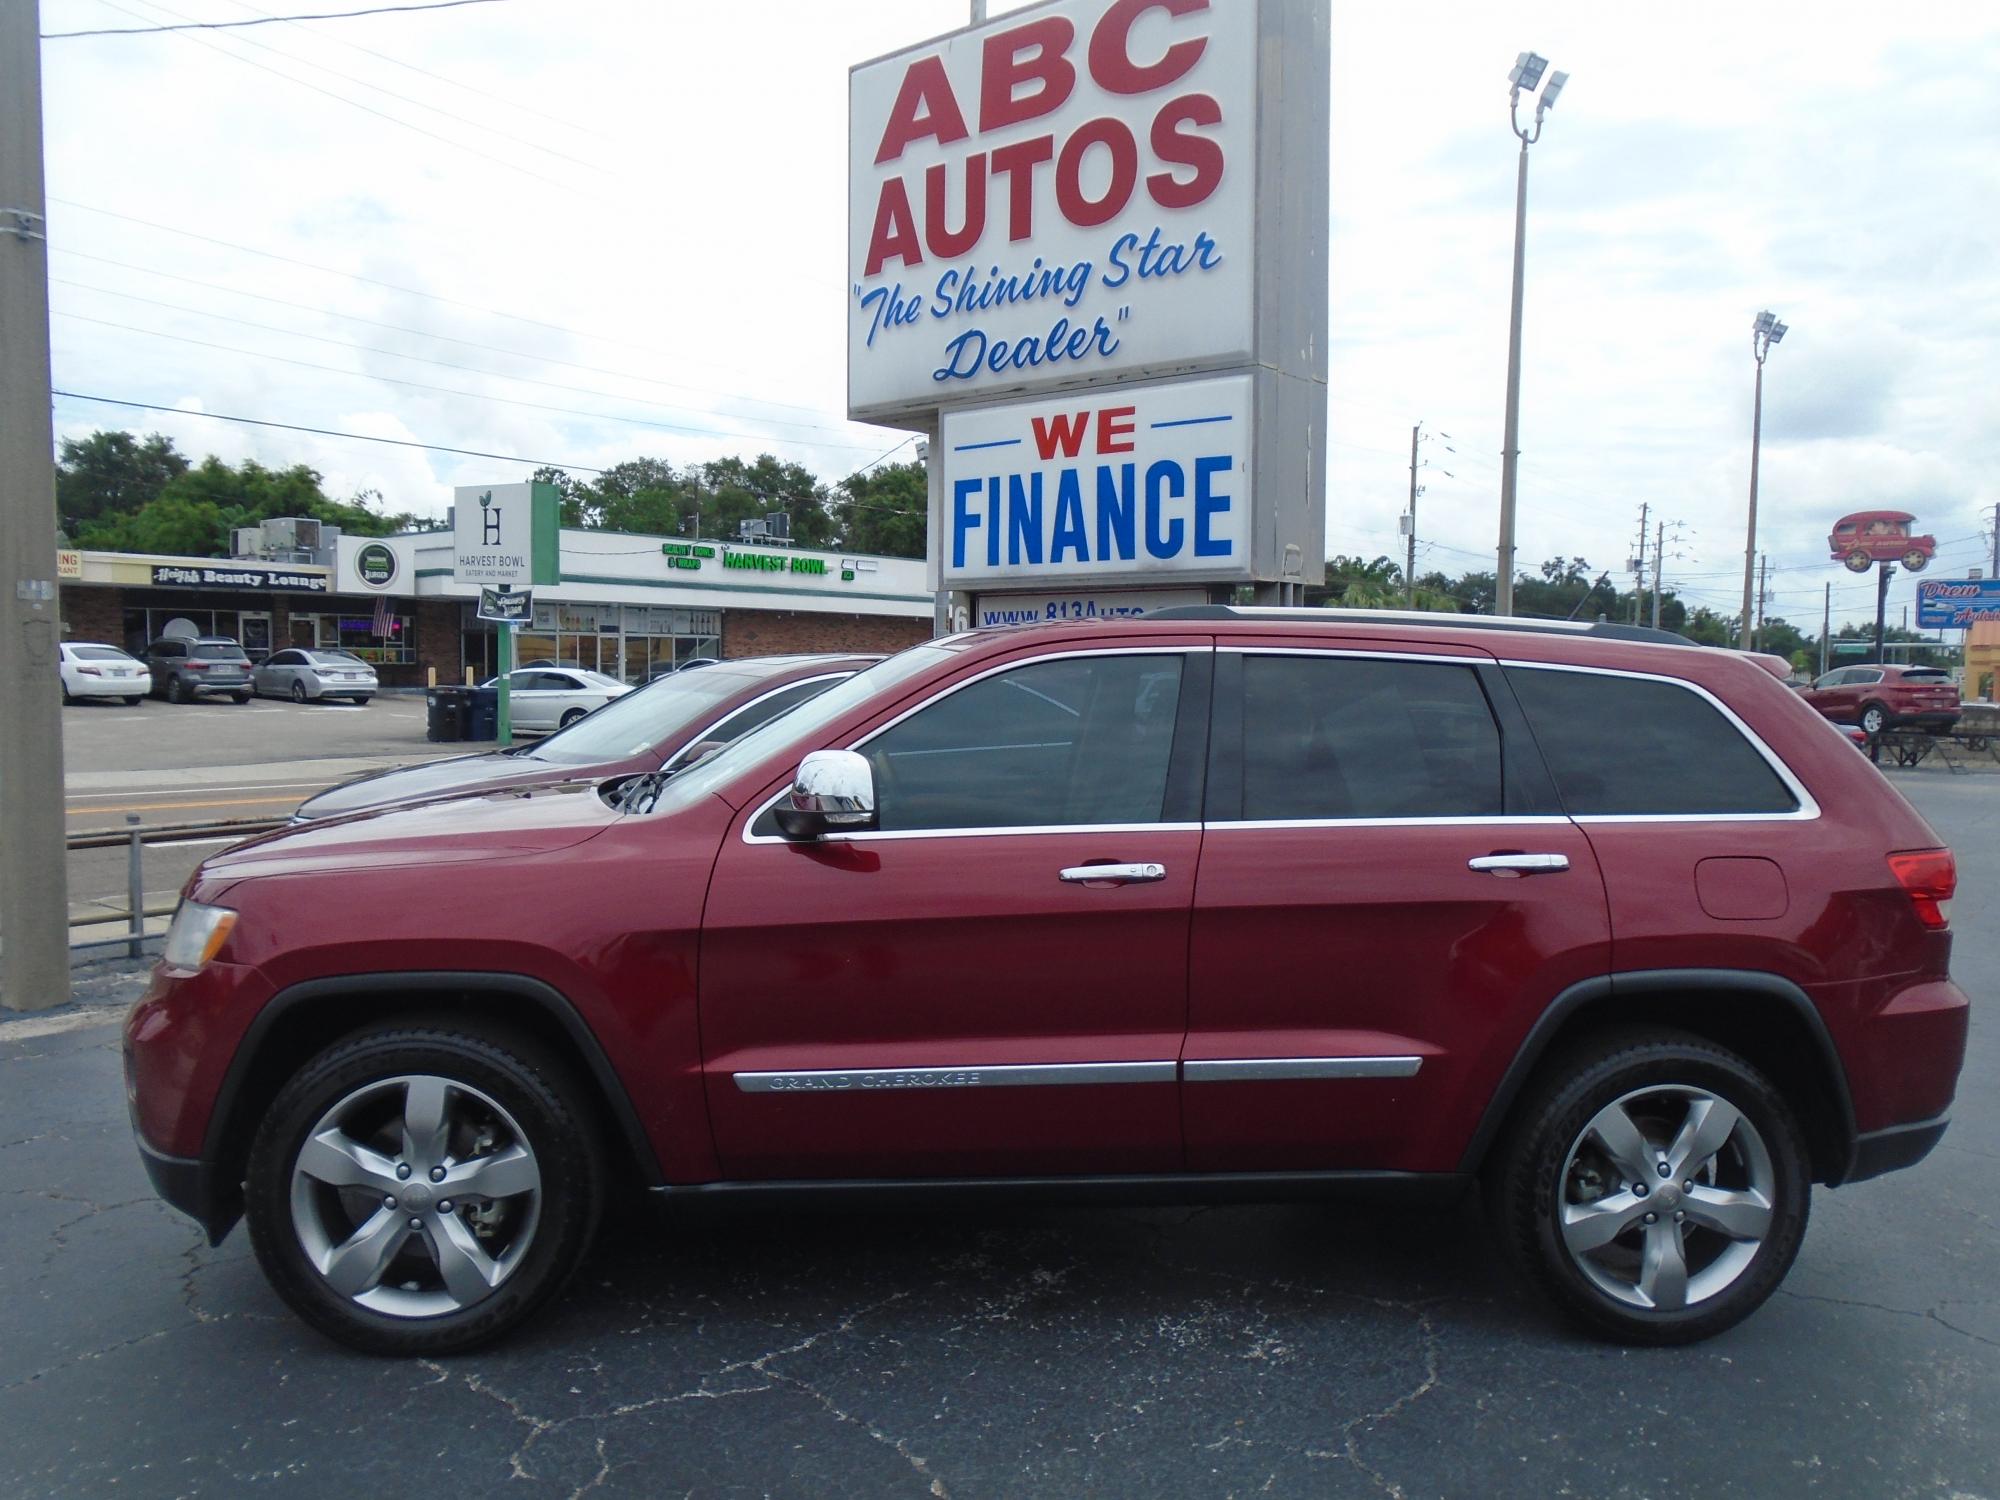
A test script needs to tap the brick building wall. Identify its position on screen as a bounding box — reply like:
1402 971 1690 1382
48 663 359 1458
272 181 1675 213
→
59 585 123 645
413 598 462 686
721 609 930 659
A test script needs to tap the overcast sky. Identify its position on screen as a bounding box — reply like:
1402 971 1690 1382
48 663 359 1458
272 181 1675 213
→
38 0 2000 630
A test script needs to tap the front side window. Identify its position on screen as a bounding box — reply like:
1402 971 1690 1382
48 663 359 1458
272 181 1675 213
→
1235 655 1502 820
1508 667 1799 816
863 653 1186 832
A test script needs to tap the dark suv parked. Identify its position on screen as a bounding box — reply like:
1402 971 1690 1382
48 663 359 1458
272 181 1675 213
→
145 636 254 704
125 610 1968 1354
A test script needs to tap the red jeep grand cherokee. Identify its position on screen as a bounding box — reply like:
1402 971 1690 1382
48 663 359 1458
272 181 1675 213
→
124 609 1969 1354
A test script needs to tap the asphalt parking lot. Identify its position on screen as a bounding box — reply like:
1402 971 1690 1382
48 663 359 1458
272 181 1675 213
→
1 776 1994 1498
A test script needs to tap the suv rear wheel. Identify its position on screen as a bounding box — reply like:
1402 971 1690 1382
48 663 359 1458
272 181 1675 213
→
1859 702 1889 736
1491 1029 1809 1344
245 1023 603 1355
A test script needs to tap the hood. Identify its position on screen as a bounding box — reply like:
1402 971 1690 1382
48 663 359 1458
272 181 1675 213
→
202 778 622 884
297 750 568 819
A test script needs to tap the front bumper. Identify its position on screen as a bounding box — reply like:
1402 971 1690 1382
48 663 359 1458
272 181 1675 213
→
133 1133 234 1244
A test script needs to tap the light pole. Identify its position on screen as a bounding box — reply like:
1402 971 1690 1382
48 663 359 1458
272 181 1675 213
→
1495 52 1567 617
1739 310 1787 647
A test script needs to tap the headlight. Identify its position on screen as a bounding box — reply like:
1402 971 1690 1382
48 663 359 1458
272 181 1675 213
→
162 901 237 971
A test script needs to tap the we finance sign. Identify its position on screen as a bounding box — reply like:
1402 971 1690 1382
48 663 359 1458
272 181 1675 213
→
941 374 1250 588
848 0 1258 423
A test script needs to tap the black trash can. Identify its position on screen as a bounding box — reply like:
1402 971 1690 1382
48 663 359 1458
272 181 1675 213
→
467 685 500 742
425 686 469 743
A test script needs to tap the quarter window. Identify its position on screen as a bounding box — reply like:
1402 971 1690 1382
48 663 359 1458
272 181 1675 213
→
1235 655 1503 819
864 654 1186 832
1507 668 1799 816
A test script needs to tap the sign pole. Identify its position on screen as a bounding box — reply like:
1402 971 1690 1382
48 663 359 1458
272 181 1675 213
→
496 621 512 747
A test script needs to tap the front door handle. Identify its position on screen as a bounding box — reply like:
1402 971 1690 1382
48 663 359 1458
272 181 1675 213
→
1059 862 1167 884
1468 853 1570 876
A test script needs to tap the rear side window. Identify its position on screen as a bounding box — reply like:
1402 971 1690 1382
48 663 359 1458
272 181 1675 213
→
1508 668 1798 816
865 653 1185 831
1234 655 1502 819
193 643 247 661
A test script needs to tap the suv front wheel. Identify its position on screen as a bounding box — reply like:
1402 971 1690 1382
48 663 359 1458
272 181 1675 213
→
245 1023 603 1355
1492 1029 1810 1344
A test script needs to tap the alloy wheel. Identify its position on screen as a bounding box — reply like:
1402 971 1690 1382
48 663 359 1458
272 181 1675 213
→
1556 1084 1776 1312
288 1073 543 1318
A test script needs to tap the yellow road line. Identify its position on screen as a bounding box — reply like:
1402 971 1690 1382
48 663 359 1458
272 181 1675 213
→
65 794 302 817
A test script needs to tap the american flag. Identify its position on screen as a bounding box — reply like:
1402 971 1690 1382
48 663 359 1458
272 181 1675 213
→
371 592 393 640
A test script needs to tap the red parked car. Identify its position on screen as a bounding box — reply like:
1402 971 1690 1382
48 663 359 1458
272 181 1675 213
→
1829 511 1935 574
1800 663 1960 736
291 653 878 821
125 610 1968 1354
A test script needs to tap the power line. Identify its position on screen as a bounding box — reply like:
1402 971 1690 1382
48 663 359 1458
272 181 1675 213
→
53 310 893 452
104 0 610 177
43 0 510 39
51 275 887 442
52 389 605 472
51 248 858 425
83 0 609 203
49 199 770 381
211 0 611 142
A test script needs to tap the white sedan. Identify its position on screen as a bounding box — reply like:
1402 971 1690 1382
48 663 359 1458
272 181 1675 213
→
482 667 633 731
59 641 151 704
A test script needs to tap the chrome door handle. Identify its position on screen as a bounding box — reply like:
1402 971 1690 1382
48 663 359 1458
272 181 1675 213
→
1059 863 1167 884
1468 853 1570 875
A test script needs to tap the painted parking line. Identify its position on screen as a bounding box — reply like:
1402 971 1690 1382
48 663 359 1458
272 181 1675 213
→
67 793 310 817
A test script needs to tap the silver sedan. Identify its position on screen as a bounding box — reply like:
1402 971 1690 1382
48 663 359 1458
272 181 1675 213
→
253 648 379 704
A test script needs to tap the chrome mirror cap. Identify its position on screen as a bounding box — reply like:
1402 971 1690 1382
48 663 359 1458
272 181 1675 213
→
774 749 877 839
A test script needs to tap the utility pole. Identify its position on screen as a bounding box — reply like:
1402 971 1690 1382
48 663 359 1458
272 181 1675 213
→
1651 520 1666 630
1740 311 1787 648
0 0 71 1013
1755 552 1769 650
1405 423 1420 604
1874 562 1895 666
1629 502 1649 625
1991 499 1998 578
1820 581 1831 678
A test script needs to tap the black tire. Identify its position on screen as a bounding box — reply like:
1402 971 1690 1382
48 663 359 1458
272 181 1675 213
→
559 707 586 728
165 675 186 704
245 1022 604 1356
353 696 373 706
124 695 143 706
291 680 308 703
61 682 75 704
1489 1027 1810 1345
232 692 252 704
1859 702 1889 736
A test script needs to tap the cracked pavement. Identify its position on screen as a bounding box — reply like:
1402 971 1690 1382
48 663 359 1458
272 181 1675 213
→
2 777 1996 1498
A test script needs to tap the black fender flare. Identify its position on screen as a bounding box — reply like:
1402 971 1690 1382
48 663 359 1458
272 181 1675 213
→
1457 968 1859 1180
202 971 663 1208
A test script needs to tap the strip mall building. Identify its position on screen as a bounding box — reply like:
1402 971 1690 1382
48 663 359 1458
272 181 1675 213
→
57 526 931 688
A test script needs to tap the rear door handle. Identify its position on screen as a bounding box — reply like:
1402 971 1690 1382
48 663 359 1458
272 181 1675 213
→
1468 853 1570 876
1060 863 1167 884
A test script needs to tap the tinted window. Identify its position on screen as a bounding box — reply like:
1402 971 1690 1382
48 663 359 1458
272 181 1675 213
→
1900 669 1951 682
72 646 131 662
1508 668 1798 816
193 643 247 661
151 641 184 658
1237 655 1501 819
865 654 1184 832
265 650 300 666
1851 669 1884 685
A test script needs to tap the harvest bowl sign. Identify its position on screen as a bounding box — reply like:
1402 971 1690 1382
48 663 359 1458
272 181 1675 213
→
849 0 1257 423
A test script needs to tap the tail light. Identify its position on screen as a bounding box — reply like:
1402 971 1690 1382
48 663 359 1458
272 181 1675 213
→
78 666 101 676
1888 849 1955 929
185 660 209 670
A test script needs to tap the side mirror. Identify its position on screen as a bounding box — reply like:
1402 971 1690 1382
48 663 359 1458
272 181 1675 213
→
774 749 877 840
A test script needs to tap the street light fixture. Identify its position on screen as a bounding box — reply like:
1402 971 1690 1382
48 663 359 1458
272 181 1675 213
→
1739 309 1787 648
1495 52 1569 616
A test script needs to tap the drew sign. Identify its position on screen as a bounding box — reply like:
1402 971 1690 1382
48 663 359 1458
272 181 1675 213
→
941 373 1250 587
849 0 1255 421
1917 578 2000 630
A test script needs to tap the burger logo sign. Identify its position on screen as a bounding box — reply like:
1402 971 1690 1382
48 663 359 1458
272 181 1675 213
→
849 0 1256 422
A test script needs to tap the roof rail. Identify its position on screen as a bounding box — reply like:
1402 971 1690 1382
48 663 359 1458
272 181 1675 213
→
1144 604 1696 647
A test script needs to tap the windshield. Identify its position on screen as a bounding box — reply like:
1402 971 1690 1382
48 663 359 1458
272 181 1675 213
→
529 664 814 766
632 644 954 816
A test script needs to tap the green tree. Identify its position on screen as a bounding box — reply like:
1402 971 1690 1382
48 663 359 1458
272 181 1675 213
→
75 456 419 556
55 430 189 535
835 459 926 558
697 455 836 547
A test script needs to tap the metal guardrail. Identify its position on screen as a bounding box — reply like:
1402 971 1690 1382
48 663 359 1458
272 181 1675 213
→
66 815 283 960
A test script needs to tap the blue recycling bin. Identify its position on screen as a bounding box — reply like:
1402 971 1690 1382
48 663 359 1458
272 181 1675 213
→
467 685 499 742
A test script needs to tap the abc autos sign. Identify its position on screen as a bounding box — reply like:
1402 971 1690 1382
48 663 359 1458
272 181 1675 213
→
849 0 1264 423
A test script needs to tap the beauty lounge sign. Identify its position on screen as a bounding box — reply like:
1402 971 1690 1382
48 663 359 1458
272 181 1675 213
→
848 0 1256 423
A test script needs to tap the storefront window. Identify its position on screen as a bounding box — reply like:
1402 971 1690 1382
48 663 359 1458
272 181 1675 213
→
465 604 724 683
